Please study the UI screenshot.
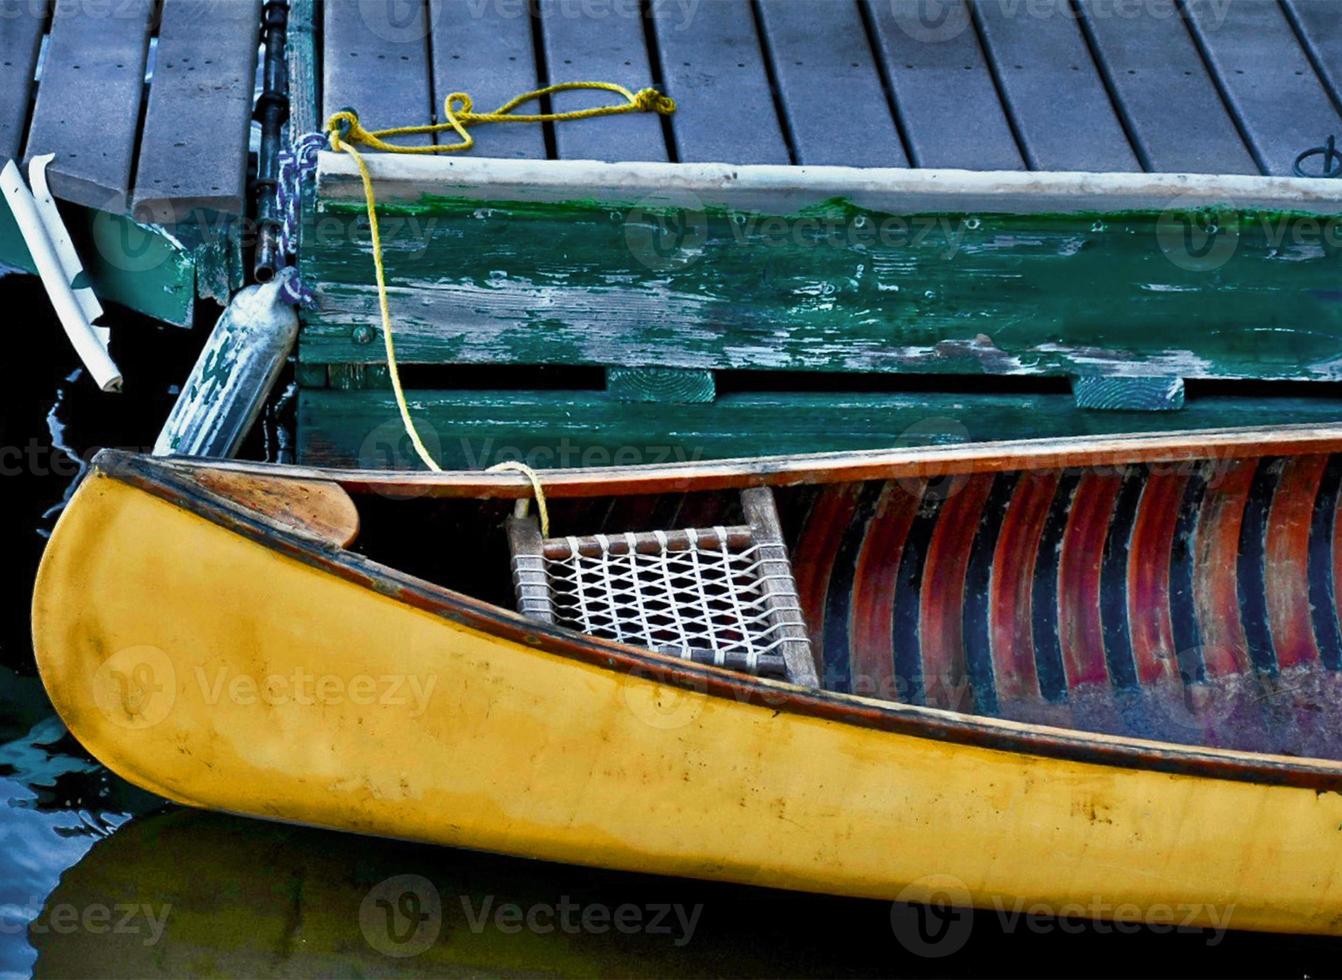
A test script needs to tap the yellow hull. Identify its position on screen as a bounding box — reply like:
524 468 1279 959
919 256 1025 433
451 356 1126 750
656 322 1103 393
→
32 463 1342 935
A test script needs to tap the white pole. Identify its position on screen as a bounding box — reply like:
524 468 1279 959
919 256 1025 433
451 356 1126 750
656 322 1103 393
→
27 154 104 329
1 158 122 392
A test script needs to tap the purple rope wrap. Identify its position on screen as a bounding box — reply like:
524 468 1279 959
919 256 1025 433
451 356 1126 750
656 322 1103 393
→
276 131 327 306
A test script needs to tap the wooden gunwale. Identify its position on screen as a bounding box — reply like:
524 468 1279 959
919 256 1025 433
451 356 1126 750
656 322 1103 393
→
161 423 1342 499
97 447 1342 791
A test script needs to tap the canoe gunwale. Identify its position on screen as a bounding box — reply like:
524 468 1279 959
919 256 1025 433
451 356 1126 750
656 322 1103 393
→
92 448 1342 792
155 422 1342 499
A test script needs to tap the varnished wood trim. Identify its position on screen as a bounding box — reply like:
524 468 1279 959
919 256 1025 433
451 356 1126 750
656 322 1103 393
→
157 423 1342 500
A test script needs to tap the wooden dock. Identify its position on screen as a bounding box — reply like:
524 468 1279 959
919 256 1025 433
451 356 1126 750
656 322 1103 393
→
293 0 1342 469
0 0 261 325
315 0 1341 174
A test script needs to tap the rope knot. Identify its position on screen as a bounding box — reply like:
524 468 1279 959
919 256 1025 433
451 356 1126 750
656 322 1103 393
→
325 109 361 151
444 91 475 118
632 88 676 114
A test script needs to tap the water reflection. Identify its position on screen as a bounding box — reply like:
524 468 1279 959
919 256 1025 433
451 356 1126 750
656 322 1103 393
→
4 280 1342 977
29 808 893 978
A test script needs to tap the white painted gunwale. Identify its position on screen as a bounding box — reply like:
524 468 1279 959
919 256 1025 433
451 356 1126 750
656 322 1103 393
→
317 152 1342 214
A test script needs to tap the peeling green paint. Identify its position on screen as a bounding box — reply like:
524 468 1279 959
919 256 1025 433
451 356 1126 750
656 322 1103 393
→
0 201 245 328
301 193 1342 380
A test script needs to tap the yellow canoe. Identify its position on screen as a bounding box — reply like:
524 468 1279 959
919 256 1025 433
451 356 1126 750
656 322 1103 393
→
32 428 1342 936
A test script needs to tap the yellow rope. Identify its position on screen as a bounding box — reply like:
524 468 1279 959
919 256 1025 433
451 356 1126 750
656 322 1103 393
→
486 461 551 538
324 83 676 474
327 82 675 156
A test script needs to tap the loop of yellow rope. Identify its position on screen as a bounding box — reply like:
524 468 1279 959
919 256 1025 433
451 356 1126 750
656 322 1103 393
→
486 461 551 538
327 82 676 155
324 82 675 477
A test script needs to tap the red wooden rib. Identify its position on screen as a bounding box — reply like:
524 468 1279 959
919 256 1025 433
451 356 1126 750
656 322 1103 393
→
1334 474 1342 653
849 481 923 701
1127 471 1186 685
989 471 1058 700
1058 473 1124 688
599 492 665 535
1266 455 1326 670
1194 460 1255 678
793 484 863 659
919 475 994 711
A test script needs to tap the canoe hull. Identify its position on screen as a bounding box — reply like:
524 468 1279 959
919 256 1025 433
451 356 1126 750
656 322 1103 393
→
32 469 1342 935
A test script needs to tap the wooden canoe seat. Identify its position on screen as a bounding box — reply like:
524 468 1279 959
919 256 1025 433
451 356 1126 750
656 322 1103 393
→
505 488 819 687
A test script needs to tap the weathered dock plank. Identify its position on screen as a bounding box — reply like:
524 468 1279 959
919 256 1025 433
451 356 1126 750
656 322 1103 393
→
132 0 262 223
754 0 906 167
1184 0 1342 176
1280 0 1342 152
973 0 1139 172
430 0 544 159
1077 0 1256 175
323 0 434 145
297 389 1342 470
866 0 1022 171
24 0 155 211
537 0 667 161
864 0 1019 169
653 0 788 164
0 0 45 162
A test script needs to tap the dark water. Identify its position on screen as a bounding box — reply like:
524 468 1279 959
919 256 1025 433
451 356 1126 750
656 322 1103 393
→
3 277 1341 979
